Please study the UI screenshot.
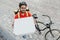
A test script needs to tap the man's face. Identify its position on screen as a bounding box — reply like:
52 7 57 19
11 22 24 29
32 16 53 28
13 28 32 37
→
20 5 27 13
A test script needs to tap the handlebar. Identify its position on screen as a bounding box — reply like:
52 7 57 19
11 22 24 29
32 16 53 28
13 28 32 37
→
42 15 54 25
32 14 54 25
33 14 54 31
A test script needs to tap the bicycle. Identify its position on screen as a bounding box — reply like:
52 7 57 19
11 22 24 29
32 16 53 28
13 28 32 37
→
33 14 60 40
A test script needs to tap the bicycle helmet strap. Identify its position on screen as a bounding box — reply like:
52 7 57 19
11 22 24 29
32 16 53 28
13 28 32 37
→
26 11 28 17
18 12 20 18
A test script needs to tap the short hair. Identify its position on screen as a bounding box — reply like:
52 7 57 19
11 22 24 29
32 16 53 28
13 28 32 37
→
19 2 27 7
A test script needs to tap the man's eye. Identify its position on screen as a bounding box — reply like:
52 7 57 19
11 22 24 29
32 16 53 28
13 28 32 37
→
21 7 26 9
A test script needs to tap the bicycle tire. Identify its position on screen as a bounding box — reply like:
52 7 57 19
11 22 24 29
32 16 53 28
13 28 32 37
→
45 29 60 40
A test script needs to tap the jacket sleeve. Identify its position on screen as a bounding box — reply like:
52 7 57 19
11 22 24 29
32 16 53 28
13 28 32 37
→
28 12 32 17
14 14 18 19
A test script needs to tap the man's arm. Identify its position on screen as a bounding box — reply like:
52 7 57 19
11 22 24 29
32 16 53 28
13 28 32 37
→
28 12 32 17
12 14 18 28
14 14 18 19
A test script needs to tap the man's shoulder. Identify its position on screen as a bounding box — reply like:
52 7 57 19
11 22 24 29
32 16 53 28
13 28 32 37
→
27 11 32 16
14 14 18 19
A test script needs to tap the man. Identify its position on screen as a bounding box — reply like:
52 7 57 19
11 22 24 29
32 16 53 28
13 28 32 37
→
14 1 32 40
13 1 41 40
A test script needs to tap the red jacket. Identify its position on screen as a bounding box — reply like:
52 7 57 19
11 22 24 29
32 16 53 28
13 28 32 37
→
14 11 32 19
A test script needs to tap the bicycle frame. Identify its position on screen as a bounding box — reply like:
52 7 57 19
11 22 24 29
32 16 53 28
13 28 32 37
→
37 15 54 35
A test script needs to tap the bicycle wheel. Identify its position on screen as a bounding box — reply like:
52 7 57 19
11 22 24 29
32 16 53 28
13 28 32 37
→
45 29 60 40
